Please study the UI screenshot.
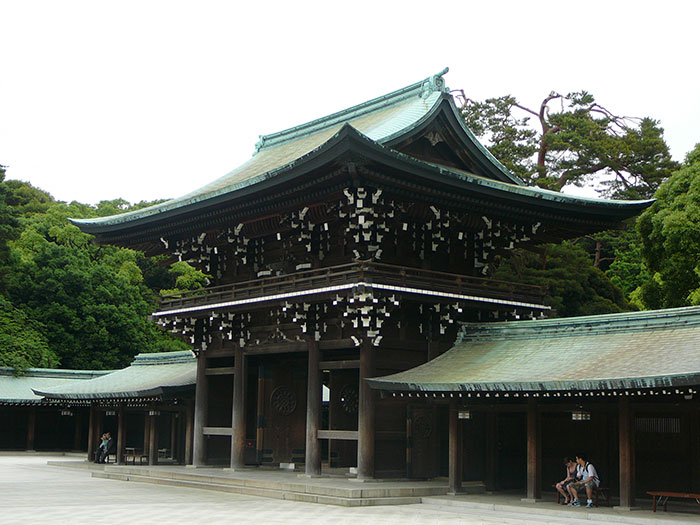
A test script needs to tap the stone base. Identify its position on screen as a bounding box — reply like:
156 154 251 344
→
520 497 542 503
612 505 640 511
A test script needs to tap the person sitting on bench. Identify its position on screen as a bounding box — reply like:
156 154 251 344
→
555 457 578 504
568 453 599 508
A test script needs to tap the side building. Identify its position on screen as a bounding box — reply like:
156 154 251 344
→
69 70 653 485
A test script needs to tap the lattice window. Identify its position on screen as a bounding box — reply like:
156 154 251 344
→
635 417 681 434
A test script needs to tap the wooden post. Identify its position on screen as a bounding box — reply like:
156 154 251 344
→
485 411 498 492
148 412 158 465
448 401 463 494
73 410 82 451
256 365 265 464
230 347 246 469
142 412 148 454
87 405 96 461
305 341 321 476
526 398 541 500
357 340 375 479
618 398 635 508
184 402 193 465
170 412 177 459
26 407 36 450
116 406 126 464
192 353 209 467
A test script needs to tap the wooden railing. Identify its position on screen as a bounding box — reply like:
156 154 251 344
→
157 261 547 312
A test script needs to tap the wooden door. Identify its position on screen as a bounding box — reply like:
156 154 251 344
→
261 356 307 465
408 405 439 479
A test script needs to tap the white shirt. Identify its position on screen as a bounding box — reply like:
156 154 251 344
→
581 462 599 487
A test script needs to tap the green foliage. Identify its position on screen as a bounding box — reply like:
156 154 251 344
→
0 166 20 287
0 296 58 370
160 261 210 295
459 92 678 198
492 243 631 317
637 144 700 308
1 193 189 371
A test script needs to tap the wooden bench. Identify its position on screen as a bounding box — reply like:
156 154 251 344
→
648 491 700 513
554 484 610 506
123 447 149 465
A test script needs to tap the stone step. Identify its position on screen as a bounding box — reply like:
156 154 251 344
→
420 497 687 525
93 471 423 507
100 465 452 499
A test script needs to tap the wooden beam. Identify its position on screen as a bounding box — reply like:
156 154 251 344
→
318 338 358 350
205 367 235 376
203 426 233 436
319 359 360 370
243 342 307 355
317 430 358 440
485 412 497 492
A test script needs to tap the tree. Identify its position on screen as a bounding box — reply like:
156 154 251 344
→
458 91 678 199
3 196 189 370
491 242 630 317
636 144 700 308
0 165 19 288
0 296 58 371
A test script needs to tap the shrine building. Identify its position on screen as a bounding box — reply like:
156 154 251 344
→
65 69 697 507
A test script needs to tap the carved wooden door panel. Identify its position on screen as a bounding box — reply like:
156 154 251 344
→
328 369 358 468
262 356 307 465
407 405 439 479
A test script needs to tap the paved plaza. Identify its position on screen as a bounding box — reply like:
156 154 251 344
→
2 455 697 524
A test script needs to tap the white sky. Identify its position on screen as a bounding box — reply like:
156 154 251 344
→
1 1 699 205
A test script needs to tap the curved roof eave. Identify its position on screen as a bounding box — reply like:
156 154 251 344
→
72 124 652 236
382 95 525 186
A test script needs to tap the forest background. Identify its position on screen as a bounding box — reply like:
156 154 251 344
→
2 90 699 371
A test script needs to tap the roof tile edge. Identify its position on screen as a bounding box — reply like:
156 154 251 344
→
253 67 450 153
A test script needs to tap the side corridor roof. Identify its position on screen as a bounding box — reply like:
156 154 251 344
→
368 306 700 393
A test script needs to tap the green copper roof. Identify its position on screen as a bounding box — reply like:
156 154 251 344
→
34 351 196 401
368 306 700 392
71 68 652 235
0 368 108 404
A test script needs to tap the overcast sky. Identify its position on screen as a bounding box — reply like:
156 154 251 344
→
1 1 698 205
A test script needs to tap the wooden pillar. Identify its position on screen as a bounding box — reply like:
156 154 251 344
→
143 411 151 457
26 407 36 450
618 398 635 508
305 341 321 476
691 408 700 493
116 406 126 464
448 401 463 494
148 412 158 465
184 401 193 465
230 347 246 469
485 411 498 492
256 365 265 464
192 353 209 467
170 412 177 459
72 410 82 451
357 340 375 479
87 405 96 461
526 398 541 500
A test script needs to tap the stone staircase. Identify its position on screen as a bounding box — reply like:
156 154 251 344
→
93 465 483 507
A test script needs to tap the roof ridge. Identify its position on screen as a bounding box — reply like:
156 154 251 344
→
253 68 450 153
457 306 700 342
